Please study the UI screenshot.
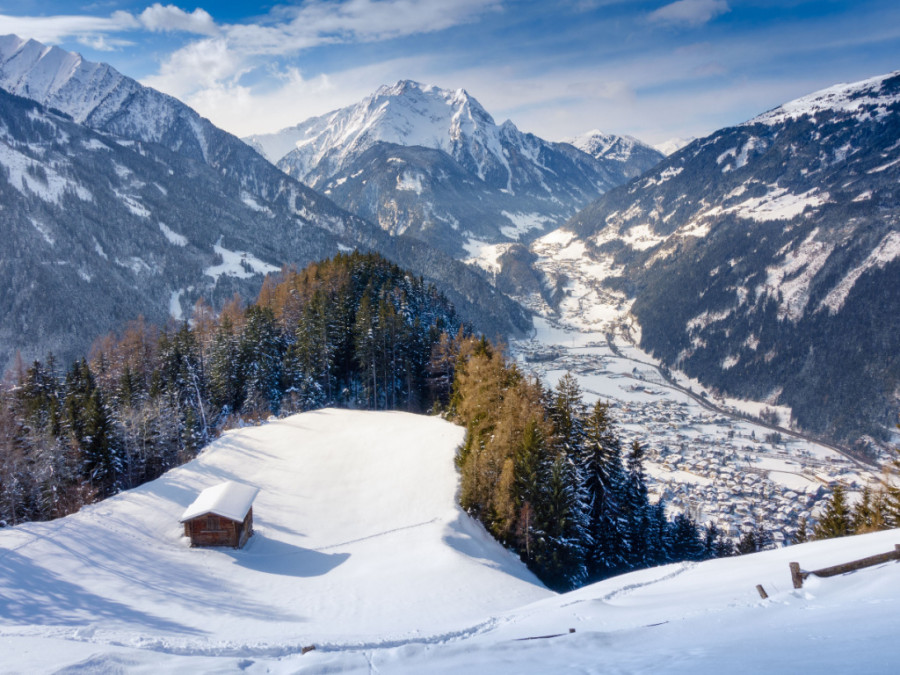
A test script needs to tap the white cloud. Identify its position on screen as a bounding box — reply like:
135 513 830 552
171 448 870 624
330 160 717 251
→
76 35 136 52
280 0 501 44
140 0 500 102
648 0 730 27
138 4 219 36
142 38 246 95
0 12 138 45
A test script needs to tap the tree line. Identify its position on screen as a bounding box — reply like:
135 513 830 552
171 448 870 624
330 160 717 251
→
795 476 900 543
0 252 464 526
447 337 736 591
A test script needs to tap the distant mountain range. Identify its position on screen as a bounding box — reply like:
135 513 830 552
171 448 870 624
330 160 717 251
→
245 81 663 258
0 36 530 370
557 71 900 445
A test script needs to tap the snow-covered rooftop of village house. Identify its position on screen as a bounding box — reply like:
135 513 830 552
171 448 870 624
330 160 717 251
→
179 481 259 523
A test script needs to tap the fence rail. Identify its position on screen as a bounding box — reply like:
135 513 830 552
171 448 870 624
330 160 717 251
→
790 544 900 589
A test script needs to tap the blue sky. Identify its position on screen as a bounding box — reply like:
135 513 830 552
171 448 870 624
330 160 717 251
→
0 1 897 145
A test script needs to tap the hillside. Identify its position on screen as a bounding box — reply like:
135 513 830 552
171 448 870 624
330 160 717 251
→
555 70 900 446
0 411 549 657
1 409 898 672
0 86 327 370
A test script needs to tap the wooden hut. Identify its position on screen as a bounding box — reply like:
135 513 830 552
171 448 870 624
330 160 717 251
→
180 481 259 548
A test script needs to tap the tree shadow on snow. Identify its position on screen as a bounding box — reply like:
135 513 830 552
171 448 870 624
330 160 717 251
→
221 533 349 577
0 549 205 634
442 513 546 588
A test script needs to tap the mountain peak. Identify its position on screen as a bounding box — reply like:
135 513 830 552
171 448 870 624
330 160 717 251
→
247 79 505 177
566 128 664 177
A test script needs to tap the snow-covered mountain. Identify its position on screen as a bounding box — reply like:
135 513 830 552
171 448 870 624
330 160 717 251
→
0 37 531 369
0 34 393 237
1 408 897 672
245 81 658 258
653 136 696 156
0 87 311 370
565 129 664 179
550 70 900 446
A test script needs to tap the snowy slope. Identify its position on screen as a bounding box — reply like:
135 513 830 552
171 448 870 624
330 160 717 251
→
0 410 548 665
751 70 900 126
247 80 508 181
1 410 899 672
653 136 696 156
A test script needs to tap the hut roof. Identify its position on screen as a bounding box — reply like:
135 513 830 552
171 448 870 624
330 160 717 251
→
180 481 259 523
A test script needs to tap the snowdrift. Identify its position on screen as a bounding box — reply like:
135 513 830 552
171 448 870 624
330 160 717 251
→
1 409 899 673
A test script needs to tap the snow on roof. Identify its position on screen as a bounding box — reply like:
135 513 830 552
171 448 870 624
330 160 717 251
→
179 481 259 523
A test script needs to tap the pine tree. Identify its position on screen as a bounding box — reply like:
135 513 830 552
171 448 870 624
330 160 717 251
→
850 485 888 534
532 452 588 590
513 418 547 559
645 501 671 565
354 293 379 408
623 439 652 568
549 373 586 454
579 400 629 579
668 512 704 561
737 521 773 554
62 360 119 498
793 516 809 544
239 306 285 416
813 484 852 539
702 521 733 559
208 315 243 416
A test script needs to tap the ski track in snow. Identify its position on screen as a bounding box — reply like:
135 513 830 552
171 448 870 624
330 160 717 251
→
315 518 439 551
560 562 696 608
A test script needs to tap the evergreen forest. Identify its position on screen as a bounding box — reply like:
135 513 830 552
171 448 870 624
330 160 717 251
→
0 252 463 526
448 339 734 590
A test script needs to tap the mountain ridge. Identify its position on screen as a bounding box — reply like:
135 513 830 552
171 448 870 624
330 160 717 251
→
244 80 663 258
555 69 900 444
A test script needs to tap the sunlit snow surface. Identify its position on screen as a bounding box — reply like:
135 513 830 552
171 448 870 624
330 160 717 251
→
1 410 898 673
0 410 548 670
750 71 900 126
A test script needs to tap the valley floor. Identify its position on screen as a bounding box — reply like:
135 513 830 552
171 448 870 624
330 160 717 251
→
504 227 888 542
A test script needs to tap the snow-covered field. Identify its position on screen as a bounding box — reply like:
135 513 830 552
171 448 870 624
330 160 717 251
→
1 409 899 673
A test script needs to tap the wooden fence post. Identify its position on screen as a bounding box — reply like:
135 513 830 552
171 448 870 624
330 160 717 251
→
789 562 804 589
756 584 769 599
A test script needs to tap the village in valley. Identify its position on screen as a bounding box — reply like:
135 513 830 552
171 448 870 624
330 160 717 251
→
511 317 883 547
